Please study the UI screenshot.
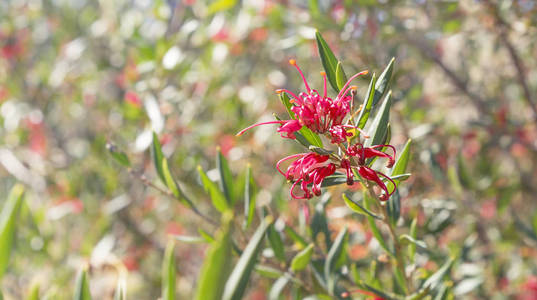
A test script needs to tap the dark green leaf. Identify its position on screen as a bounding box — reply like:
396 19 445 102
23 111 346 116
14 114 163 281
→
290 243 314 272
335 61 348 91
106 143 131 167
152 132 166 183
388 139 412 193
284 225 308 248
362 190 393 257
365 91 392 148
342 193 382 219
0 184 24 279
267 224 286 262
324 227 348 293
162 240 176 300
198 166 229 213
244 163 256 229
222 217 272 300
320 175 348 187
217 148 234 204
195 213 234 300
356 74 377 129
73 267 92 300
372 58 395 107
315 30 339 92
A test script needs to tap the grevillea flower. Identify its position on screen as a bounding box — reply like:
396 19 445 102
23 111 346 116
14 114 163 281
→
236 59 367 143
277 153 336 199
344 143 397 201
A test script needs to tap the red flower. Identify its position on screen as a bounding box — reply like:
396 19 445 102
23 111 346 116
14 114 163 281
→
277 153 336 199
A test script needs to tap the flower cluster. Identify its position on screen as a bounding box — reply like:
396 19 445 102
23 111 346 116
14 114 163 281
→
238 60 398 201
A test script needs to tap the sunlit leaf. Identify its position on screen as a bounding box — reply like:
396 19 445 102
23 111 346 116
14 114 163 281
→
207 0 237 15
315 30 340 92
399 234 427 249
421 258 454 290
0 184 24 279
365 91 392 148
26 283 40 300
356 74 377 129
152 132 166 183
195 213 233 300
342 193 382 219
255 265 284 279
222 217 272 300
290 243 314 272
268 275 291 300
73 267 92 300
408 218 418 263
106 143 131 167
217 148 234 204
372 58 395 107
324 227 348 293
162 159 194 208
197 166 229 213
162 240 176 300
335 61 348 91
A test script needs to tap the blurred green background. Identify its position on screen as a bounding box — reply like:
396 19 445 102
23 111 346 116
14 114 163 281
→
1 0 537 299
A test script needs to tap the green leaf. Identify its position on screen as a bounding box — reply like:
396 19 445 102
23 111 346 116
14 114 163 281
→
290 243 314 272
162 159 194 208
162 240 176 300
26 283 40 300
342 193 382 219
255 265 284 279
284 225 308 248
0 184 24 279
365 91 392 148
197 166 229 213
152 132 166 183
279 92 295 119
324 227 348 293
421 258 454 290
73 267 92 300
207 0 237 15
195 213 234 300
372 58 395 107
269 275 291 300
222 217 272 300
298 127 323 148
320 175 348 187
106 143 131 167
356 74 377 129
267 223 286 262
388 139 412 193
335 61 348 91
399 234 427 249
362 190 393 257
217 148 234 204
244 163 256 229
315 30 340 92
408 218 418 263
198 228 215 243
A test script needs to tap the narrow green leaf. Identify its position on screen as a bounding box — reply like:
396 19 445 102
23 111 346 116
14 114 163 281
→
365 91 392 148
388 139 412 193
26 283 40 300
197 166 229 213
269 275 291 300
320 175 348 187
372 58 395 107
244 163 256 229
217 148 234 204
315 30 340 92
362 190 393 257
162 159 194 208
255 265 284 279
222 217 272 300
335 61 348 91
324 227 348 293
162 240 176 300
267 224 286 262
195 213 234 300
73 267 92 300
356 74 377 129
362 283 403 300
290 243 314 272
342 194 382 219
198 228 214 243
173 234 206 243
409 218 418 263
152 132 166 183
422 258 454 290
399 234 427 249
279 92 295 119
0 184 24 279
284 225 308 248
106 143 131 167
299 127 323 148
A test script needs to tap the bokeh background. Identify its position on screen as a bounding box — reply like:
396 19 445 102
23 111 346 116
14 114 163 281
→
1 0 537 299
